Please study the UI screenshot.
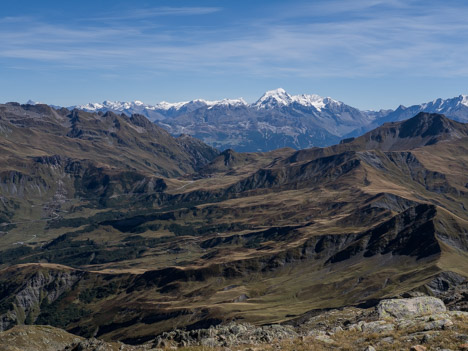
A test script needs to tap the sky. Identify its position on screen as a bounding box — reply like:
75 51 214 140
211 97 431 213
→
1 0 468 110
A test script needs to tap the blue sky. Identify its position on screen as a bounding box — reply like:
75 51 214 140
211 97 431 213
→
1 0 468 110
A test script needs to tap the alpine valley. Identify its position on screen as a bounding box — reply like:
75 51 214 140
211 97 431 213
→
0 102 468 350
71 89 468 152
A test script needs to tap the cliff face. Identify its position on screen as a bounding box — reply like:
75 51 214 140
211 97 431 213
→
0 266 84 331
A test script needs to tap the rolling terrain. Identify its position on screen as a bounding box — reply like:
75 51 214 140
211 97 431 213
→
0 104 467 345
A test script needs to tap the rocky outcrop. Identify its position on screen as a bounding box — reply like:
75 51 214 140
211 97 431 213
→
427 272 468 312
147 297 468 349
0 268 84 331
427 272 467 295
377 297 447 319
151 322 298 348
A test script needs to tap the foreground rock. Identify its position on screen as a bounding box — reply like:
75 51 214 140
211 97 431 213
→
152 322 298 348
0 325 82 351
0 297 467 351
378 296 446 319
340 298 467 348
0 325 147 351
148 297 468 350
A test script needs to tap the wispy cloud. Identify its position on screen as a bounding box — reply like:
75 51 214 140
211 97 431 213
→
124 7 221 17
1 1 468 78
91 6 222 21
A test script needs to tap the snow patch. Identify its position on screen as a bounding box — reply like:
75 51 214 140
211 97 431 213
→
293 94 329 111
461 95 468 107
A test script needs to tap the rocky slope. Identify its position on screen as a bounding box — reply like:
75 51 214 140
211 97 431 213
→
0 297 467 350
0 110 466 345
0 103 218 176
0 103 218 242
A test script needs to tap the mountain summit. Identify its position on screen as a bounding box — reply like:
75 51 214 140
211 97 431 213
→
253 88 294 108
252 88 336 111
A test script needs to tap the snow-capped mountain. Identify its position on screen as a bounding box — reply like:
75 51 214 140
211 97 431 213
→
68 90 468 152
72 89 348 118
341 94 468 139
253 88 294 109
157 98 247 110
252 88 332 111
379 95 468 124
76 98 247 112
72 98 248 120
158 89 374 151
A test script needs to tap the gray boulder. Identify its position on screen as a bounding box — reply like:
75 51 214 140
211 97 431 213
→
378 297 446 319
360 321 394 333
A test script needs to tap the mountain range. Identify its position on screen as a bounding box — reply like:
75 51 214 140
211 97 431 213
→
68 90 468 152
0 102 467 345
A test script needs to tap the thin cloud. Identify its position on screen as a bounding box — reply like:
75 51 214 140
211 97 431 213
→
130 7 221 17
0 1 468 78
91 6 222 21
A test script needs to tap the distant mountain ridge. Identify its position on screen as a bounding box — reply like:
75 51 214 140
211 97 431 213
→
33 90 468 152
377 94 468 124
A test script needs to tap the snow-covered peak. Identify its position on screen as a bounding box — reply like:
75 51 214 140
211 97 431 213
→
207 98 247 108
79 102 103 110
171 99 208 111
253 89 340 111
154 101 186 110
77 101 118 111
254 88 293 108
156 98 247 111
74 100 156 112
266 88 287 96
292 94 335 111
417 95 468 112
